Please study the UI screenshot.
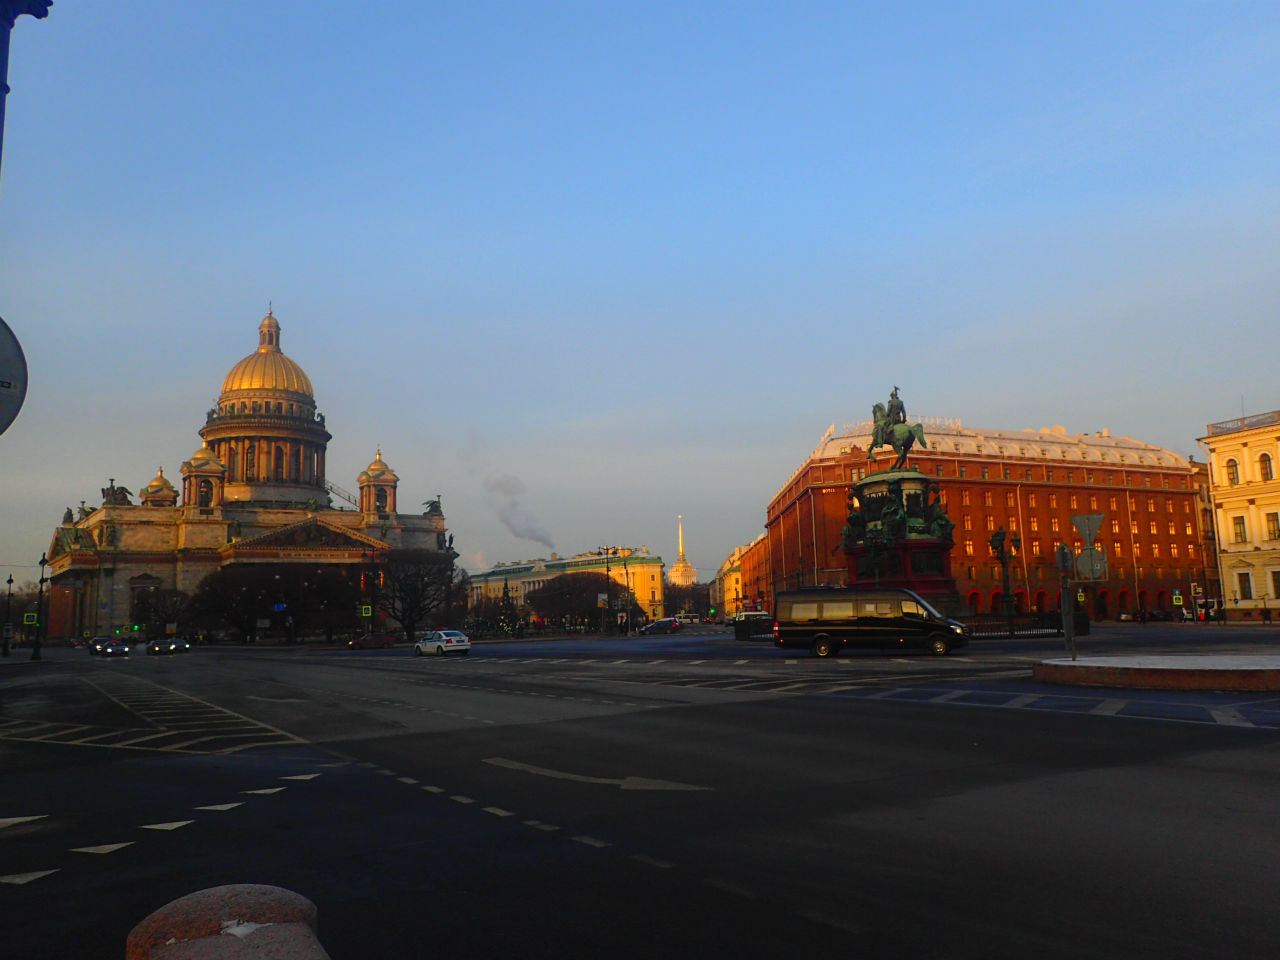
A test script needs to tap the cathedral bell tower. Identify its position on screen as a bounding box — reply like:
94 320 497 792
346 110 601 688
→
358 449 398 519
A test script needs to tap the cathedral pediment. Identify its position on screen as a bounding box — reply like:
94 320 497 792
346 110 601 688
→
229 518 386 553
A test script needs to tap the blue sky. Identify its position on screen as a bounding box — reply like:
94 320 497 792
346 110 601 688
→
2 1 1278 585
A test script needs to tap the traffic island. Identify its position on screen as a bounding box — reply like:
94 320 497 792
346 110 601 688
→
126 884 329 959
1034 655 1280 692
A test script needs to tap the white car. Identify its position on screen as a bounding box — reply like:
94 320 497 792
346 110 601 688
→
414 629 471 657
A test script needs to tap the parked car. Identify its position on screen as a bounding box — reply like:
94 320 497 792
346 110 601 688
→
100 639 131 658
414 629 471 656
1118 611 1135 622
349 632 397 650
88 636 113 655
639 618 681 635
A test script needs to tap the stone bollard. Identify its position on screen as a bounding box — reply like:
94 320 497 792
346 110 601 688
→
126 884 330 959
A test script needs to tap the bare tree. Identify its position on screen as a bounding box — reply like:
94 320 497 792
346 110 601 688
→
377 549 457 644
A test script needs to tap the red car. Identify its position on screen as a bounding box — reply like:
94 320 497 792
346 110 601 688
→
349 632 396 650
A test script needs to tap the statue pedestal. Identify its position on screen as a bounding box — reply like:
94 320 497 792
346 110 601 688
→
843 468 960 614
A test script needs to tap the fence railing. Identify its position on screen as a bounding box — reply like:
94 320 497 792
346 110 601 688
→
958 612 1090 638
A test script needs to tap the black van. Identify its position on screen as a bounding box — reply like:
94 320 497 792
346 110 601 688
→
773 587 968 658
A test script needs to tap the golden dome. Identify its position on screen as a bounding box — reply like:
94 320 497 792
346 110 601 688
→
219 311 314 399
142 466 176 495
182 442 225 473
358 449 398 484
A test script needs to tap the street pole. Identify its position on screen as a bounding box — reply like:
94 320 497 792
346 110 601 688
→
0 2 51 192
3 572 12 656
31 550 46 660
1055 544 1076 660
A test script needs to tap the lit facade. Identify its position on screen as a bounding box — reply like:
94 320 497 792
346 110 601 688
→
44 313 449 637
1199 410 1280 620
710 544 748 619
750 418 1209 620
469 547 667 620
666 515 697 586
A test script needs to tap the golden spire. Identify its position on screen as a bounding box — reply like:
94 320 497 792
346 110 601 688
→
677 514 686 561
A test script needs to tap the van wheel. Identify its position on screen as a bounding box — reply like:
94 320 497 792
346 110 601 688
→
812 637 837 658
928 635 950 656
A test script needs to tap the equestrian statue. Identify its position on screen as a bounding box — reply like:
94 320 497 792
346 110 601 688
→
869 386 927 470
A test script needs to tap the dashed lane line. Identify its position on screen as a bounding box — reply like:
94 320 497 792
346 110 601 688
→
1 870 59 885
0 816 47 830
140 821 193 832
70 843 134 855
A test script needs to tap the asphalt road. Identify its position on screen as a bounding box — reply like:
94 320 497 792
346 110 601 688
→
3 625 1279 959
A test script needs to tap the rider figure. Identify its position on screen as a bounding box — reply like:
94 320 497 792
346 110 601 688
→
887 386 906 425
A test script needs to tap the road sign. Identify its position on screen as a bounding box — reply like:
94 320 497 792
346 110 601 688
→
1173 595 1184 605
1071 513 1104 544
0 317 29 437
1191 582 1203 596
1077 591 1086 603
22 612 36 624
597 592 608 608
1075 546 1107 580
360 605 372 617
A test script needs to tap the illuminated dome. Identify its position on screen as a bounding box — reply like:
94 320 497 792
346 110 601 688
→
141 466 176 496
358 450 398 484
219 311 314 400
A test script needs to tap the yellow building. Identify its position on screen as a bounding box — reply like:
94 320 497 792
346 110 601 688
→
1199 410 1280 620
710 544 748 619
469 547 666 620
45 312 449 637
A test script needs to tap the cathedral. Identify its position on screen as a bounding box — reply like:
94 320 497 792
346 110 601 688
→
45 312 449 638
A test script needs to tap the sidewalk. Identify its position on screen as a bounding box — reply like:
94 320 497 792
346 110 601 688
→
1035 654 1280 691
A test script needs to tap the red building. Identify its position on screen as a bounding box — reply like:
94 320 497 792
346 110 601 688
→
748 419 1213 620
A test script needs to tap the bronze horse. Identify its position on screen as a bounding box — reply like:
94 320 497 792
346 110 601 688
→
869 402 927 470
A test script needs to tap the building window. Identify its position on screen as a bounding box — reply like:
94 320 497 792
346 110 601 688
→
1030 516 1039 532
964 515 972 531
1170 544 1179 558
1185 521 1193 536
1088 473 1095 484
1273 571 1280 599
1149 521 1157 535
1113 541 1123 557
983 491 992 506
1029 493 1038 508
986 515 996 531
1049 494 1057 508
1152 543 1160 558
1006 492 1015 507
1165 498 1173 512
1009 516 1018 531
1233 516 1248 543
1262 454 1275 482
982 467 989 479
1147 498 1155 512
1032 540 1041 556
1168 521 1176 535
1070 495 1077 509
962 491 971 506
964 539 974 556
1111 518 1120 534
1188 544 1196 558
1110 496 1118 510
1227 459 1240 484
1238 572 1253 601
1133 543 1141 558
1051 517 1060 533
1131 521 1139 535
1268 513 1280 540
959 466 967 478
936 465 943 477
1003 468 1011 480
1025 469 1032 480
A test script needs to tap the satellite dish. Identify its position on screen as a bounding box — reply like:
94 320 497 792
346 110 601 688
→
0 317 29 436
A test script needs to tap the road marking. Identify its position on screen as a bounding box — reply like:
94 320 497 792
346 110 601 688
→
484 807 513 817
281 774 322 781
242 787 286 795
930 691 967 703
572 835 610 848
523 820 560 831
195 803 242 811
1090 699 1128 716
631 854 673 869
70 842 133 854
141 821 193 831
1005 694 1041 708
397 777 419 784
1 870 59 885
1210 708 1255 728
0 816 46 830
483 757 712 792
422 786 445 794
451 795 475 804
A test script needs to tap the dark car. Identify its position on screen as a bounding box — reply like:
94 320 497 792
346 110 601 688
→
773 587 968 658
147 636 191 655
100 639 131 658
88 636 112 655
639 618 681 635
349 632 396 650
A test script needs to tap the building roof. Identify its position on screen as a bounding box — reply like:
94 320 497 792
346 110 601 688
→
220 311 315 400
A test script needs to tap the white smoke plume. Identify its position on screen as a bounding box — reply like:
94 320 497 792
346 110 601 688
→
484 474 555 551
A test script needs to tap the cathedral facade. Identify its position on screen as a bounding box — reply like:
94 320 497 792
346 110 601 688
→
45 312 448 638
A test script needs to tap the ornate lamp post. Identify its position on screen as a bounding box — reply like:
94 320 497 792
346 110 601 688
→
989 527 1021 638
3 572 12 656
31 551 46 660
0 2 51 187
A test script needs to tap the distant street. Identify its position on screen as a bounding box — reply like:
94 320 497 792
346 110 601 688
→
3 624 1280 959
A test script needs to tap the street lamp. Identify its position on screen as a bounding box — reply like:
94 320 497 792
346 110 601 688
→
3 572 12 656
990 527 1021 638
31 551 47 660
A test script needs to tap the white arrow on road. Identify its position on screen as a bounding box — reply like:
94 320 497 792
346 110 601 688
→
483 757 711 791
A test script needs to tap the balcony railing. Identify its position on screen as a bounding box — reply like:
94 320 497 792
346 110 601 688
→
1206 411 1280 436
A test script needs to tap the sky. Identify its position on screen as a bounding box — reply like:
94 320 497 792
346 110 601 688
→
1 1 1278 588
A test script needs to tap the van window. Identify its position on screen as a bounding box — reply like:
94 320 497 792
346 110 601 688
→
789 602 819 621
821 601 854 620
901 599 926 618
859 600 894 618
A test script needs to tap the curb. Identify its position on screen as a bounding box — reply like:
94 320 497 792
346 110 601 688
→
1033 657 1280 692
126 884 329 959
